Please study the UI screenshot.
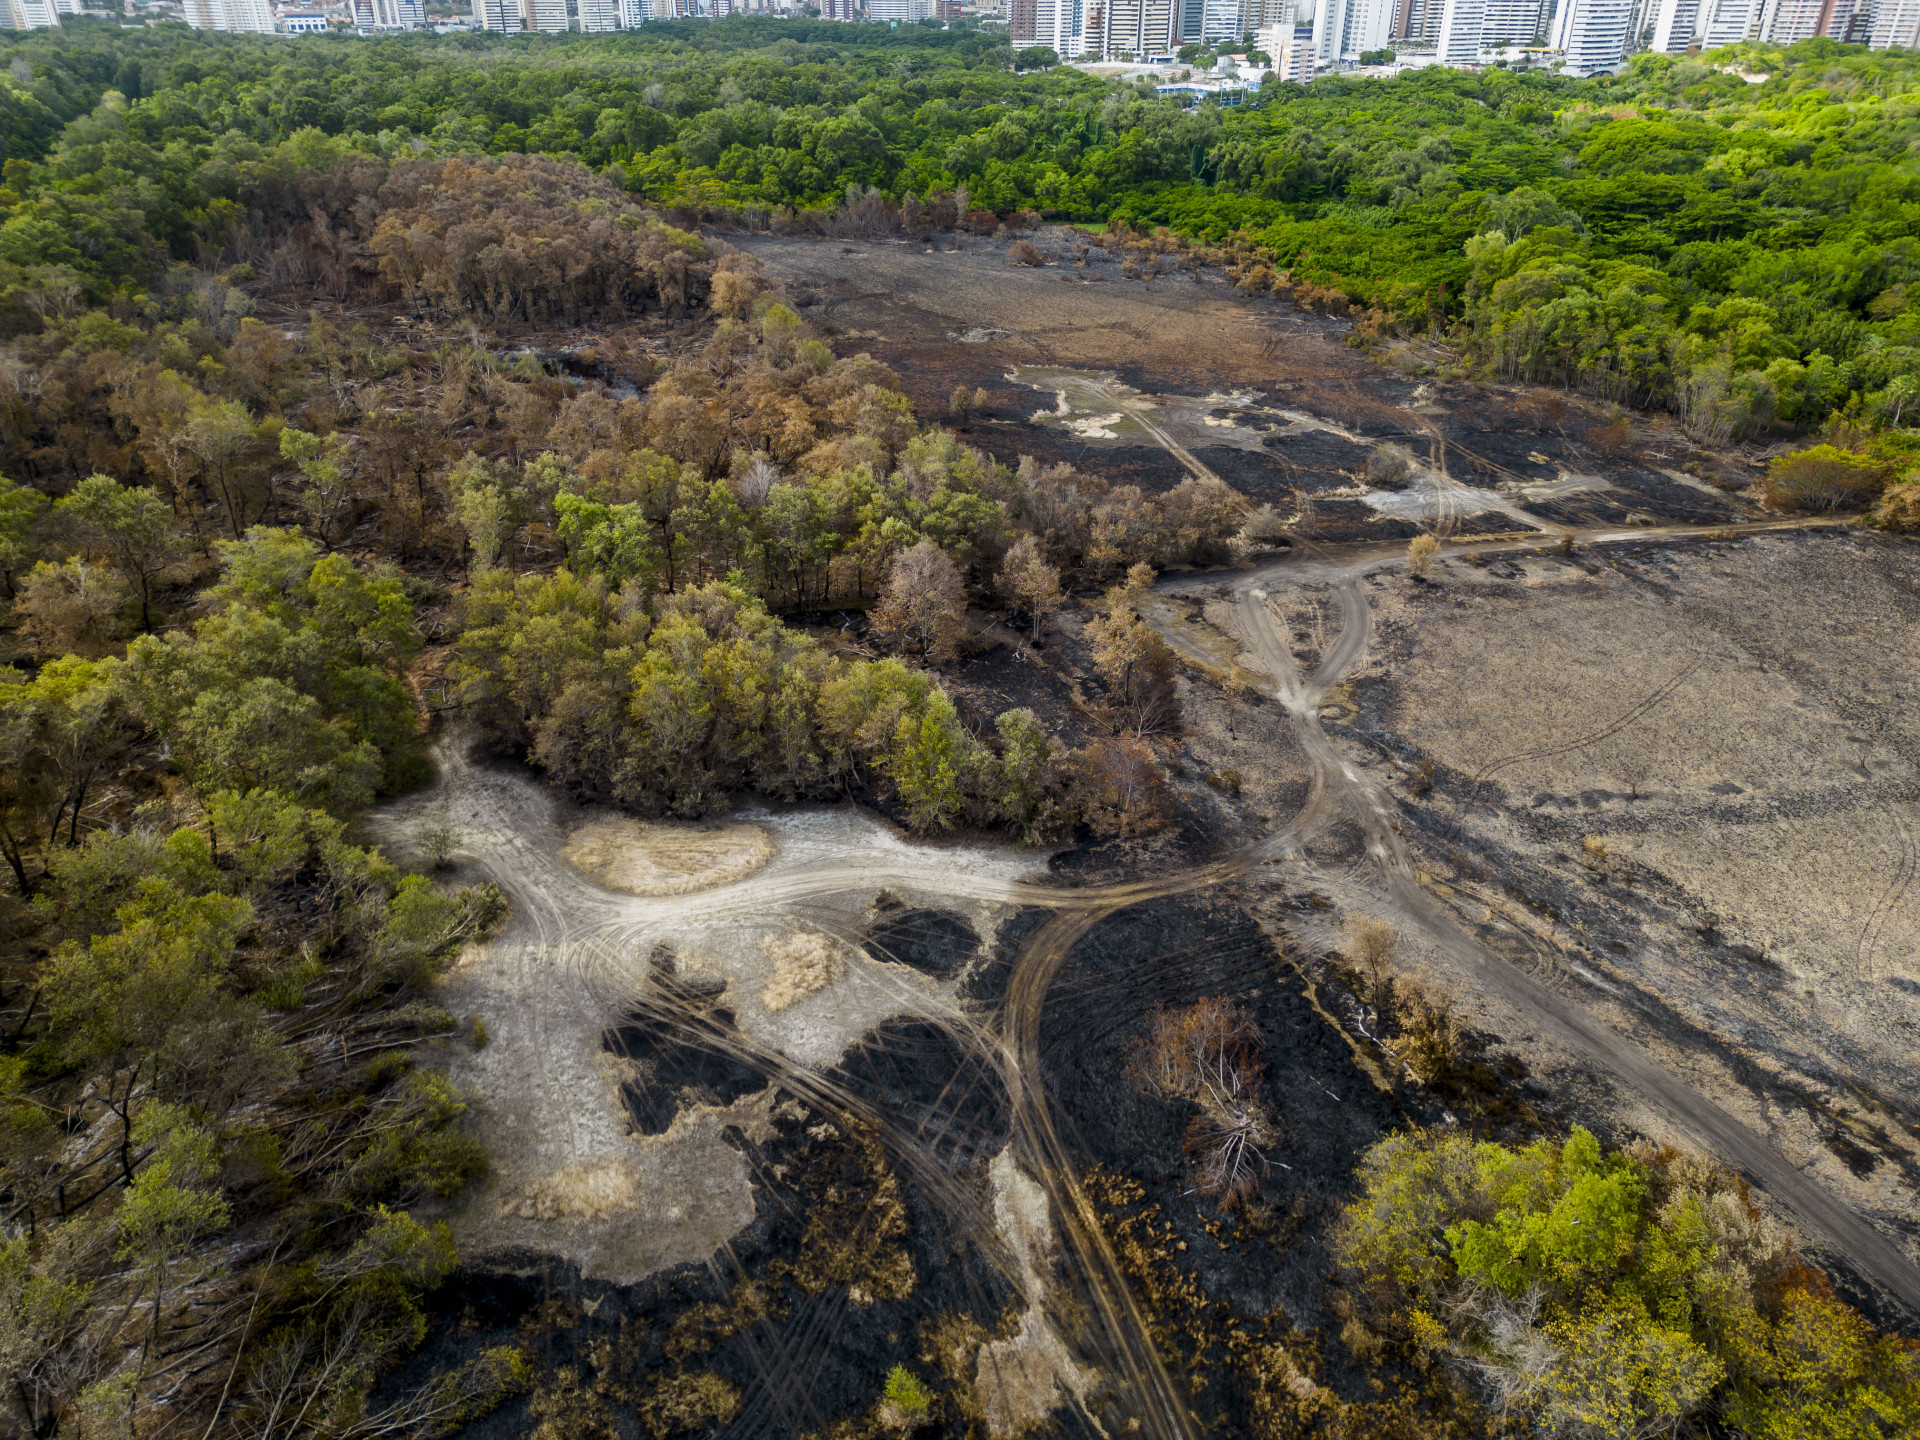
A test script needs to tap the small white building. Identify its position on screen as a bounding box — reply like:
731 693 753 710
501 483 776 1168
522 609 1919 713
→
277 7 328 27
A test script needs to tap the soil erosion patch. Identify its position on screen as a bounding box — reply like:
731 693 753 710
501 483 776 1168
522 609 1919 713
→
561 816 774 895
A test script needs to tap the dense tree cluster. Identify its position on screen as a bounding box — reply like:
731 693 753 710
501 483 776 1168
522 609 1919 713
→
4 24 1919 439
1336 1126 1920 1440
4 21 1916 1438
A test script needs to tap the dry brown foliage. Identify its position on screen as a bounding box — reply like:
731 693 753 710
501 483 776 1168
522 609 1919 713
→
1126 997 1277 1208
1075 735 1173 838
871 539 967 665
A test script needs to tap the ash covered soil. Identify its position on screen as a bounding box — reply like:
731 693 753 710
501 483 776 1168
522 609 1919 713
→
736 229 1756 542
380 236 1920 1439
1348 530 1920 1274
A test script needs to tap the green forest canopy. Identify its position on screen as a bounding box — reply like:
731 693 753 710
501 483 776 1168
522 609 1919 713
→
1 22 1919 428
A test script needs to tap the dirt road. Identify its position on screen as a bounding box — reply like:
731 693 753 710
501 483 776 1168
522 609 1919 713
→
1175 560 1920 1321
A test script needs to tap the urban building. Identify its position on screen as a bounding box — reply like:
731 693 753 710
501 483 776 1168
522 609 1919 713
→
1480 0 1541 41
1200 0 1243 39
1103 0 1177 54
1648 0 1698 47
1011 0 1085 50
522 0 567 28
1871 0 1920 44
870 0 936 19
278 8 329 28
577 0 620 25
1435 0 1482 62
1548 0 1632 73
185 0 275 28
472 0 519 27
1256 14 1315 73
1 0 59 25
1697 0 1760 44
1313 0 1393 61
1393 0 1440 38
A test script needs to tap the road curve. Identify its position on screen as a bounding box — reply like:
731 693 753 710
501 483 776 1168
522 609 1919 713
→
1213 567 1920 1319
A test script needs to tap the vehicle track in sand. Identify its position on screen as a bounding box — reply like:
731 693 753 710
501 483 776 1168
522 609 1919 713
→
386 509 1915 1438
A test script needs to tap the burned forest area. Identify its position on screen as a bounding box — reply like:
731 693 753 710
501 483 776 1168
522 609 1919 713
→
7 83 1920 1440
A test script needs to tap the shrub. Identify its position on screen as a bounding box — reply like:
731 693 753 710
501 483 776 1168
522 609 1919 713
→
1761 445 1892 512
1007 240 1045 267
1871 476 1920 532
419 823 461 869
883 1364 934 1418
1407 534 1441 577
639 1372 740 1439
1366 443 1415 489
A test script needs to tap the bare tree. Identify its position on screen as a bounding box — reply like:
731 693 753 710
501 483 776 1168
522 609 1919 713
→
871 540 967 666
1346 916 1399 1013
994 535 1063 639
1127 997 1277 1208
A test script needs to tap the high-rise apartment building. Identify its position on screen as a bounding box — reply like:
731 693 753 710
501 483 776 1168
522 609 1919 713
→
1548 0 1632 72
577 0 622 27
1103 0 1177 53
1435 0 1483 61
1312 0 1393 61
1 0 59 26
184 0 275 29
1871 0 1920 45
371 0 425 23
1697 0 1760 44
1393 0 1440 41
1011 0 1086 51
1480 0 1542 41
472 0 521 28
1648 0 1698 46
521 0 568 29
1201 0 1244 40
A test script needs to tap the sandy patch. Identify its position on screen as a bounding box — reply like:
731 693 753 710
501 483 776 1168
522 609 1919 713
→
974 1148 1099 1438
561 817 774 896
759 929 850 1012
506 1159 639 1221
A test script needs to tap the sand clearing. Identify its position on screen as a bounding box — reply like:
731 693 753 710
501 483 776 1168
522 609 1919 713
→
561 817 774 896
759 929 849 1012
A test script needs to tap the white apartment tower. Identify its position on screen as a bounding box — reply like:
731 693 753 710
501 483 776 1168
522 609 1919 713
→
1435 0 1483 63
1012 0 1085 51
1256 13 1316 75
1313 0 1393 61
1549 0 1632 73
1480 0 1543 40
1697 0 1761 44
472 0 520 27
184 0 275 28
1870 0 1920 45
1 0 59 26
1201 0 1244 40
1649 0 1699 47
1104 0 1177 53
